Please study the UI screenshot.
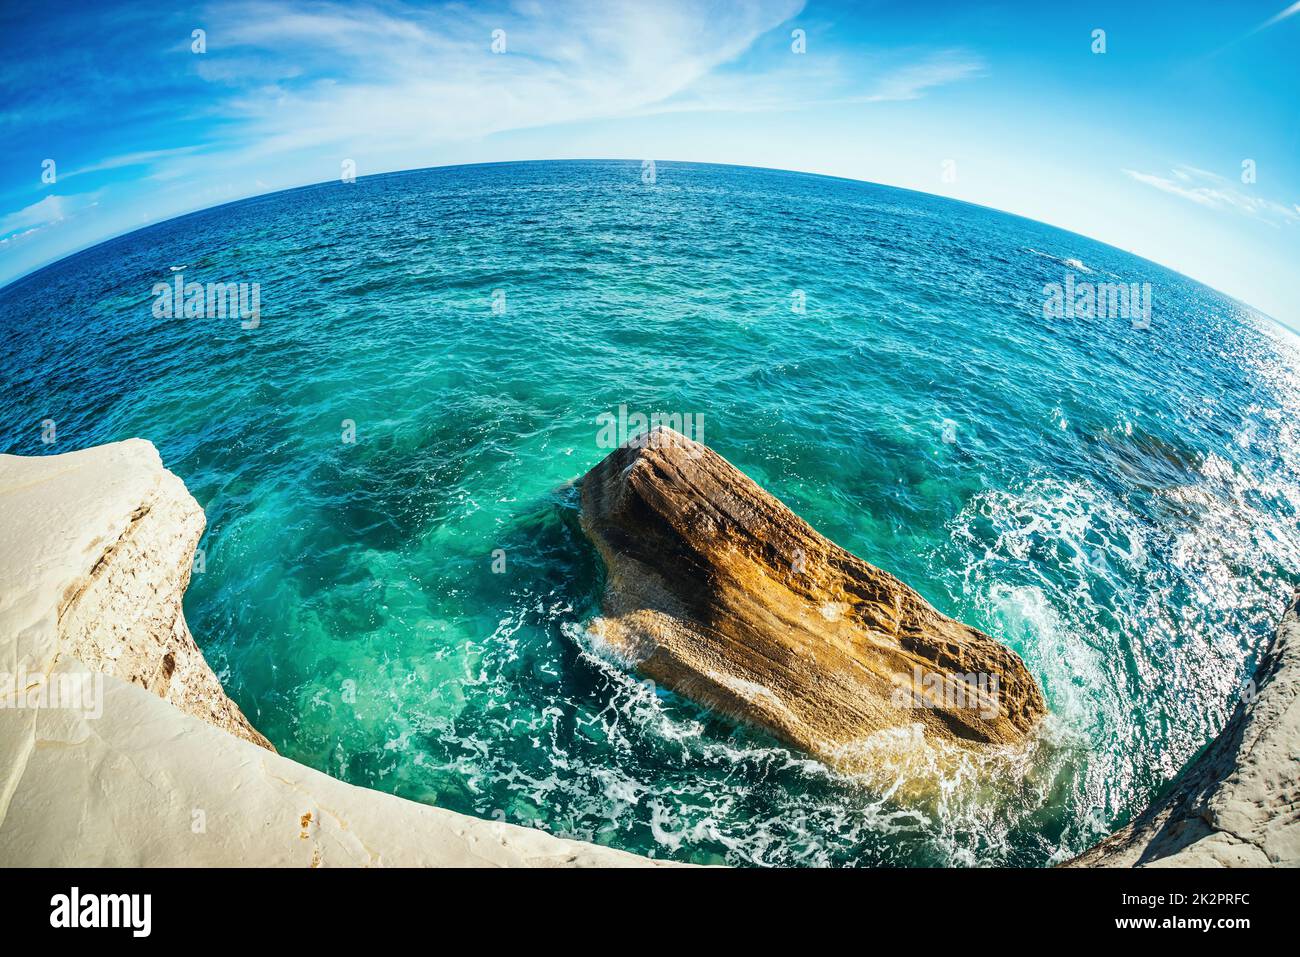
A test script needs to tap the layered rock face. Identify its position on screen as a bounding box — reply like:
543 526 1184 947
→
0 439 269 748
0 440 658 867
579 428 1047 765
1068 589 1300 867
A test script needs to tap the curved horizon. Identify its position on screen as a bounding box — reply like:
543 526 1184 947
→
2 156 1287 334
4 158 1295 869
2 0 1297 331
3 4 1298 878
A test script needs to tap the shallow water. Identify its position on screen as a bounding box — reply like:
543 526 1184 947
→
3 160 1297 866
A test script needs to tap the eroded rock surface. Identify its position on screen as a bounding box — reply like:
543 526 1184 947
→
579 428 1047 766
0 439 270 749
1067 589 1300 868
0 439 661 867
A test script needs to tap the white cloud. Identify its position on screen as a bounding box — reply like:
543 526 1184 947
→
62 147 204 180
133 0 977 179
198 0 808 152
1255 1 1300 33
855 51 985 103
651 48 983 115
1123 165 1299 225
0 193 98 240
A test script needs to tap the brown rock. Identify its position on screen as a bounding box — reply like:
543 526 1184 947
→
579 427 1046 766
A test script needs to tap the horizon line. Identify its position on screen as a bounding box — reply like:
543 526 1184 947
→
1 156 1287 334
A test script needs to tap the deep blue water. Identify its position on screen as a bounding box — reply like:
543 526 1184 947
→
2 160 1297 866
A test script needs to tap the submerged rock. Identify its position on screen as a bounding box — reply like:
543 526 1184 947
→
579 427 1047 765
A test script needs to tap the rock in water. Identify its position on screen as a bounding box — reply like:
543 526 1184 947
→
579 427 1046 765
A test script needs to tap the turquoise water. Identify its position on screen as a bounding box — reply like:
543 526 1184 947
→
3 160 1297 866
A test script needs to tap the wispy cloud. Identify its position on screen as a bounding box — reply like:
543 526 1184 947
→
62 147 204 180
1201 0 1300 60
855 50 985 103
0 192 101 242
189 0 809 155
653 47 983 115
136 0 979 177
1252 1 1300 34
1123 165 1299 225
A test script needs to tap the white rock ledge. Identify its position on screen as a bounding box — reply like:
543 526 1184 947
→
0 440 659 867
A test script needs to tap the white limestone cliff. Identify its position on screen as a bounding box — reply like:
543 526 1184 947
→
0 440 658 867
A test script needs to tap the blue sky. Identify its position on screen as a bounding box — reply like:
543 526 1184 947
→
1 0 1297 327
